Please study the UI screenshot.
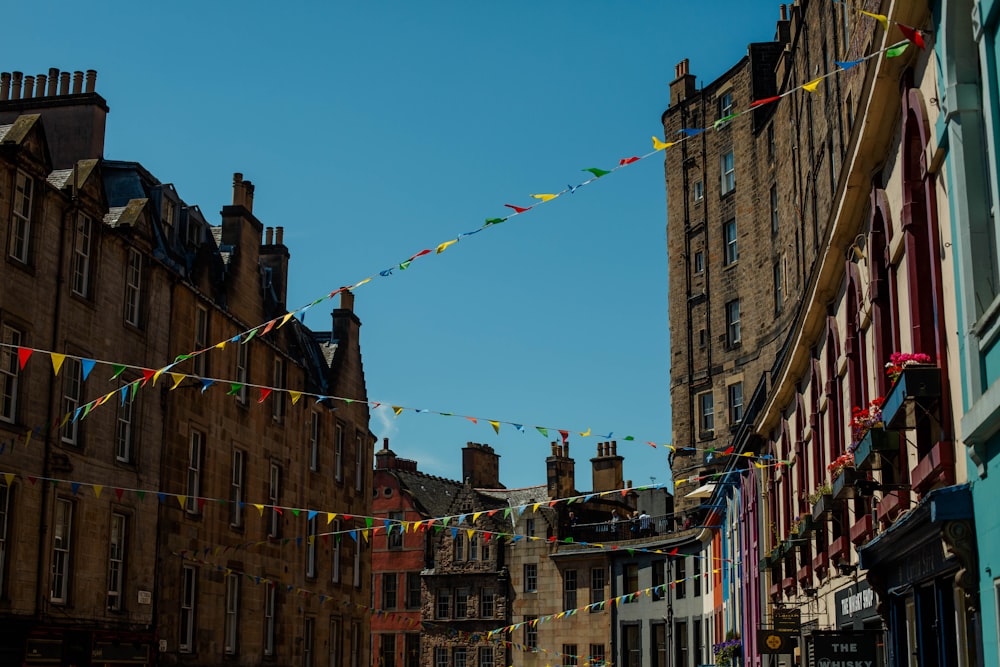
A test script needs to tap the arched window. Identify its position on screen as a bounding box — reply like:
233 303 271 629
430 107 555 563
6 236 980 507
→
868 187 899 397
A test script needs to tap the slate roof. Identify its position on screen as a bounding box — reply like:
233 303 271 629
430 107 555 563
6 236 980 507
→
0 124 10 142
47 169 73 189
103 199 146 228
395 469 463 519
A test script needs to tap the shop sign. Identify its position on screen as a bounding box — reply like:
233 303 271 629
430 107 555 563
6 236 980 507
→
25 639 62 663
812 630 877 666
834 581 878 627
92 643 150 663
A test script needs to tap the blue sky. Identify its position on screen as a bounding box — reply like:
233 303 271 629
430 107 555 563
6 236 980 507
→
7 1 781 491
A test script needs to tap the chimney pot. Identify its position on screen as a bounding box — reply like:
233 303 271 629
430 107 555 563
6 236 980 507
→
383 437 389 450
72 71 83 94
11 72 22 100
339 289 355 312
244 180 255 213
275 226 284 245
611 441 617 456
35 74 46 98
265 227 273 245
551 442 558 456
85 69 96 93
23 75 34 99
232 173 245 207
0 73 10 101
47 68 59 96
780 4 787 20
59 71 70 95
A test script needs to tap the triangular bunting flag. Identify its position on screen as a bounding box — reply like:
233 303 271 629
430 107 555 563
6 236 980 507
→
17 347 32 369
50 353 66 376
80 359 96 381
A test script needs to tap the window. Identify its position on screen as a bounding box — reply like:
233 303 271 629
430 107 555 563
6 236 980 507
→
770 185 779 234
676 558 687 598
268 463 280 537
162 197 176 231
330 618 342 666
454 533 465 561
235 342 248 405
9 171 32 263
590 567 605 607
405 634 420 667
469 534 479 561
107 513 126 611
622 624 641 667
264 583 276 655
332 519 342 583
307 516 317 578
335 423 344 483
435 648 449 667
720 151 735 194
525 518 535 536
524 563 538 592
590 644 606 667
675 621 688 667
693 180 704 202
718 91 734 118
405 572 421 608
563 645 578 666
61 358 83 445
309 413 320 472
480 587 495 618
768 124 776 161
350 621 361 667
652 624 668 667
272 358 285 422
525 616 538 649
436 588 451 619
224 573 240 654
382 573 398 610
303 618 314 667
230 450 245 527
0 482 9 594
693 557 702 597
51 499 72 603
563 569 578 609
379 635 396 667
694 620 703 666
478 646 493 667
124 249 142 327
453 647 467 667
723 218 738 265
774 261 784 313
388 511 404 550
355 432 364 492
72 214 93 297
726 299 741 346
454 588 469 619
193 307 209 376
694 251 704 274
187 431 202 514
180 565 196 652
115 380 135 463
624 564 639 602
729 382 744 425
481 534 491 562
353 539 362 589
652 561 665 601
1 325 22 423
698 393 715 434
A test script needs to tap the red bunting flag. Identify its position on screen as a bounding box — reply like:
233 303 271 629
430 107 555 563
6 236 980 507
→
17 347 32 369
669 547 679 556
465 416 478 424
141 369 155 386
504 204 532 214
558 430 569 443
409 249 432 260
898 24 925 48
115 488 124 501
619 156 640 166
750 96 781 108
258 388 272 403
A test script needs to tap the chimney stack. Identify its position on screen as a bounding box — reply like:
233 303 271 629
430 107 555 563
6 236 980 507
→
669 59 697 107
462 442 502 489
591 439 624 493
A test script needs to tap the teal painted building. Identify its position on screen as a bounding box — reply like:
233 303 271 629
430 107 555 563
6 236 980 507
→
938 0 1000 663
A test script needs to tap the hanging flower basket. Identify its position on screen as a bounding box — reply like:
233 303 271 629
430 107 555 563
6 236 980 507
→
882 354 940 429
832 466 862 501
853 427 900 469
811 493 835 521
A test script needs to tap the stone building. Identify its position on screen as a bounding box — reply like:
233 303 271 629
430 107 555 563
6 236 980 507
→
0 69 374 667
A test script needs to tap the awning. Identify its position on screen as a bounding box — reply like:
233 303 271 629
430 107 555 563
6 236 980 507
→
685 483 716 499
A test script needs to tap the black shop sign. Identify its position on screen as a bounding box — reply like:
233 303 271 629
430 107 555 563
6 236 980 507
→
812 630 877 667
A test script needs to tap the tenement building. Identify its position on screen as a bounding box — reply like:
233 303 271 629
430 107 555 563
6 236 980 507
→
0 69 373 667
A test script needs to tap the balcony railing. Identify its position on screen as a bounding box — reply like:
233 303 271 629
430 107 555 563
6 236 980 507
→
568 513 675 544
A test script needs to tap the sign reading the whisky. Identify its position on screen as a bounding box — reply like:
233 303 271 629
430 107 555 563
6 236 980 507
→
812 630 877 667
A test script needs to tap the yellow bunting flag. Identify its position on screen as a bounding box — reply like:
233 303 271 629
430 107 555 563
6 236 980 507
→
530 194 557 202
290 391 303 405
436 239 458 254
279 312 296 329
579 428 591 437
152 369 166 386
176 495 186 509
50 353 66 376
860 10 889 31
392 406 404 417
353 278 372 289
533 503 541 513
327 512 336 524
170 373 185 390
466 529 475 540
3 473 13 487
93 485 103 499
652 136 674 151
802 77 823 94
254 504 265 516
215 340 227 349
489 420 500 434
